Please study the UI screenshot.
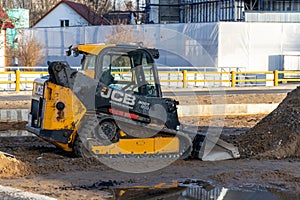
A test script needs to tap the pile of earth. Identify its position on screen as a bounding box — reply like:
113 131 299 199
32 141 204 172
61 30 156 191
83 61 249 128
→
0 151 31 178
237 86 300 159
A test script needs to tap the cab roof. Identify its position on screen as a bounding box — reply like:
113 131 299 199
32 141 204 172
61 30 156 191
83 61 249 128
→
77 44 115 55
76 43 150 55
71 43 159 59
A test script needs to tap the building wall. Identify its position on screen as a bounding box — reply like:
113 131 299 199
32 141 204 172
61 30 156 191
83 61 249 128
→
159 0 180 23
33 3 89 28
22 22 300 72
149 0 159 23
218 22 300 71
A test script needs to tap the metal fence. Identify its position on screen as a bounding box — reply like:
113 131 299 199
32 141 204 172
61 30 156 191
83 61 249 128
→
0 68 298 91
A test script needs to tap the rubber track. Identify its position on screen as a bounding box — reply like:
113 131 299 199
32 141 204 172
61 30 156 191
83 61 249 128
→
76 114 192 172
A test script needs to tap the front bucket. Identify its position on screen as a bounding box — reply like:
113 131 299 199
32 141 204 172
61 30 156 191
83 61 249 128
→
192 134 240 161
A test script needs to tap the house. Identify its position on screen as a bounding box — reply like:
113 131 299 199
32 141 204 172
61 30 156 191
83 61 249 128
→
0 7 14 70
32 0 109 28
0 7 14 29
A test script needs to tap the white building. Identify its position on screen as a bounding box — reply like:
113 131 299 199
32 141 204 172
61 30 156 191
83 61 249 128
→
32 0 109 28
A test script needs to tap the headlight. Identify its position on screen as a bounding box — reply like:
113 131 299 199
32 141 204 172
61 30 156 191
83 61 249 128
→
56 102 65 111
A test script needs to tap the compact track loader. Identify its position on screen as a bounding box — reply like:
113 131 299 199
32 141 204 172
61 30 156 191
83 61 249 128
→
26 44 240 162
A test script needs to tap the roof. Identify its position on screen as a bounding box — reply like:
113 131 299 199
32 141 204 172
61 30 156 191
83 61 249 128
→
0 7 14 29
63 0 109 25
32 0 110 27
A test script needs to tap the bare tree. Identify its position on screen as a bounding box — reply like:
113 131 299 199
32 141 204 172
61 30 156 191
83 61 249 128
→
106 21 150 46
5 45 17 66
125 1 134 10
14 33 45 68
87 0 112 15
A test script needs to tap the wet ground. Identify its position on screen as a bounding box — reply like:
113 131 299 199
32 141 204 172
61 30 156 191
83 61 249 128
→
0 92 299 199
0 114 299 200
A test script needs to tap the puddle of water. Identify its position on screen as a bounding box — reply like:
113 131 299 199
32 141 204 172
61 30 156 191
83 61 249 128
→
0 130 35 137
178 179 300 200
111 179 300 200
179 185 277 200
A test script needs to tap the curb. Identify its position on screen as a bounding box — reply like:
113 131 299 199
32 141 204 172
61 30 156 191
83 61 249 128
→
161 84 298 93
0 109 28 122
0 104 279 122
0 130 34 137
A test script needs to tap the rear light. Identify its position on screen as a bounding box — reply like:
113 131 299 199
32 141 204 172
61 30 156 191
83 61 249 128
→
108 108 150 123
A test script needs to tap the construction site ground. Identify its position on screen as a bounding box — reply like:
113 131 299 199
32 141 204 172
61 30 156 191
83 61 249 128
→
0 92 300 199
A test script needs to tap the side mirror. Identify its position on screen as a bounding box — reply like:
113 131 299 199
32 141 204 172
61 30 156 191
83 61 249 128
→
65 45 72 56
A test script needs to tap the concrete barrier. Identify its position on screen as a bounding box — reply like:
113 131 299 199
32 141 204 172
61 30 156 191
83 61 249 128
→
0 130 34 137
0 109 29 122
0 103 279 123
177 103 278 117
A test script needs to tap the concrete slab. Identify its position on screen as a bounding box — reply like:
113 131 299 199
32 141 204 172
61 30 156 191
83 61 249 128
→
0 185 56 200
0 103 279 123
0 109 29 122
162 84 299 92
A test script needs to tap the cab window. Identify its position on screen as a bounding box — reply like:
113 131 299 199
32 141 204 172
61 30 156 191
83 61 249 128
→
98 49 158 97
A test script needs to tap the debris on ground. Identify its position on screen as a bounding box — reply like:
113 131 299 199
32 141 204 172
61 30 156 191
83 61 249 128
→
0 151 30 178
0 93 299 198
237 86 300 159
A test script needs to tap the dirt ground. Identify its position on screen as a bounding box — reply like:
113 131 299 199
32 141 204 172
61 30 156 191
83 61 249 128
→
1 92 300 199
0 100 31 109
0 93 287 109
173 93 287 105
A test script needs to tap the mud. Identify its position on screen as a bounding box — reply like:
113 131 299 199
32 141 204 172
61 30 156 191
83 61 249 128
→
173 93 286 105
0 92 299 199
0 115 299 199
238 86 300 159
0 122 26 131
0 143 299 199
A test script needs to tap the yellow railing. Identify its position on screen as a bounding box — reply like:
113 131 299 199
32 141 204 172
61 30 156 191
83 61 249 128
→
161 70 300 88
0 69 299 91
0 70 48 91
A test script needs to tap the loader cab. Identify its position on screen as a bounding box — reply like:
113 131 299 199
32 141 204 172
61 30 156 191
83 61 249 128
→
71 44 181 130
79 45 162 98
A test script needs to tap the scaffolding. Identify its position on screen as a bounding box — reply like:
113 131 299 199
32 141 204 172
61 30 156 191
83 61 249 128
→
181 0 244 23
143 0 300 23
245 0 300 11
147 0 244 23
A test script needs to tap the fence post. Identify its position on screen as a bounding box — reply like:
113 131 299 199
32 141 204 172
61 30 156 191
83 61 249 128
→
15 70 20 92
182 70 187 88
273 70 279 86
231 71 236 87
